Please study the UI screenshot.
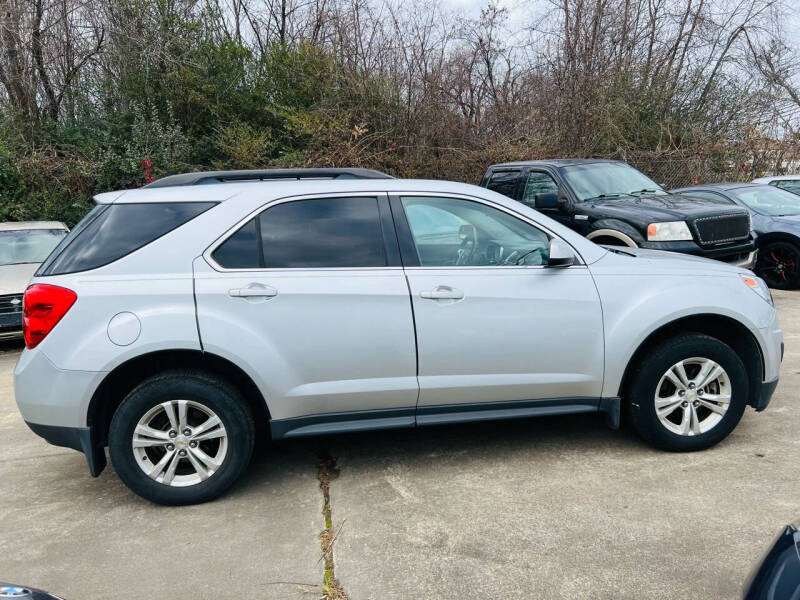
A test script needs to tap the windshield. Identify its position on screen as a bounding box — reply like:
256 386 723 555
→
729 186 800 216
561 163 667 201
0 229 68 266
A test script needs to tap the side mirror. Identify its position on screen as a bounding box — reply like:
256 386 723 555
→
547 238 576 268
534 192 559 209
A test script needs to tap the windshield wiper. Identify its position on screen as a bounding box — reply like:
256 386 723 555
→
629 188 661 195
584 193 622 201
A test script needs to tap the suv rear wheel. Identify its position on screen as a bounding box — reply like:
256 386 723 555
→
109 370 255 505
627 334 748 451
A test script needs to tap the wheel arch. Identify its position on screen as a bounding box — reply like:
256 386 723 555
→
755 232 800 249
617 313 764 408
88 349 271 447
587 221 643 248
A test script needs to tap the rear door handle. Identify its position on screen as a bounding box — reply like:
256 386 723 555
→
419 287 464 300
228 285 278 298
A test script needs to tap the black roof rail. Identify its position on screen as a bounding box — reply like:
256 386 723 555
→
144 168 394 188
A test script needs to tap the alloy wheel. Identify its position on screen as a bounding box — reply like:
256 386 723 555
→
654 357 731 436
132 399 228 487
758 245 798 287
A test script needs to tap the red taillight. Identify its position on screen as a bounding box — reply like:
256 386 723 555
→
23 284 77 349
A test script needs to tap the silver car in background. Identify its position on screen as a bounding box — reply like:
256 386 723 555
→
0 222 68 340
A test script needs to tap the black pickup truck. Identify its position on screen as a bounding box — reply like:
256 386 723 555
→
480 159 756 268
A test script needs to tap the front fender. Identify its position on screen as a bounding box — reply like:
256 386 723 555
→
591 267 776 398
587 219 645 246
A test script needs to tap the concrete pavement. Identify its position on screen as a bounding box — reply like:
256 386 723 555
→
0 290 798 599
0 345 322 599
329 290 800 599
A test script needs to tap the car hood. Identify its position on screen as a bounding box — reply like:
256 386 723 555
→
585 193 747 225
595 246 749 276
768 214 800 228
0 263 38 295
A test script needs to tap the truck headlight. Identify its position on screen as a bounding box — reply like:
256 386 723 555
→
647 221 693 241
741 274 773 306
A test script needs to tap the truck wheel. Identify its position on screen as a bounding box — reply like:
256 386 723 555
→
626 334 748 451
109 370 255 505
756 242 800 289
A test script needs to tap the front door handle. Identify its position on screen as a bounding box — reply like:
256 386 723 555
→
419 286 464 300
228 285 278 298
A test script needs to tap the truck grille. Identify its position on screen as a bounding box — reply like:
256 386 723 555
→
0 294 24 315
692 214 750 246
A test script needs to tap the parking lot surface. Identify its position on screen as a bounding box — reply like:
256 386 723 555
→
1 290 798 599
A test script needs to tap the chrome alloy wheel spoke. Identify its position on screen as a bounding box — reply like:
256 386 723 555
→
654 357 731 437
132 400 228 487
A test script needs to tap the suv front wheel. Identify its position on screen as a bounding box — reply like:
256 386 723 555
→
627 334 748 451
109 370 255 505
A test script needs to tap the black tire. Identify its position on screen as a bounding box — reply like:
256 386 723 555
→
755 241 800 290
626 334 749 451
109 369 255 505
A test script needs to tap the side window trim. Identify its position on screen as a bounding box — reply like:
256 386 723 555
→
205 192 402 271
378 196 403 267
388 195 421 267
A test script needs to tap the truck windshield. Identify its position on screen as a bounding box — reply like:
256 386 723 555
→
561 163 667 201
0 229 68 266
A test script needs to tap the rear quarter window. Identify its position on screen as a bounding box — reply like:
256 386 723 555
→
37 202 215 276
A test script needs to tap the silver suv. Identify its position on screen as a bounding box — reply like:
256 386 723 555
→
14 179 783 504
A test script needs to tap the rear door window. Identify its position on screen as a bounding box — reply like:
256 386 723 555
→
38 202 214 275
211 197 387 269
486 171 520 199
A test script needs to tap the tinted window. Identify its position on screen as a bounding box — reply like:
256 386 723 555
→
486 171 520 199
39 202 214 275
213 197 387 269
522 171 559 205
0 229 68 266
261 197 385 268
401 196 550 266
212 218 260 268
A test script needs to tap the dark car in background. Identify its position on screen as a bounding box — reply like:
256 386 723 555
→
742 519 800 600
480 159 756 268
673 183 800 289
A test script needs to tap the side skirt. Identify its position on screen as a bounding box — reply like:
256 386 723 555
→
270 397 621 440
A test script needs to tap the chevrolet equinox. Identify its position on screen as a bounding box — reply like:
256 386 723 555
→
14 179 783 504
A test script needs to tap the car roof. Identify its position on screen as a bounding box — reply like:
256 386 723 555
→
487 158 624 169
0 221 68 231
144 168 393 188
96 178 509 204
752 175 800 183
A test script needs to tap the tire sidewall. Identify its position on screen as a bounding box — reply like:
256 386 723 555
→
109 373 254 505
629 335 748 451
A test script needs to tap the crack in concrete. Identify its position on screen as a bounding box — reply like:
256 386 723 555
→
316 450 349 600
